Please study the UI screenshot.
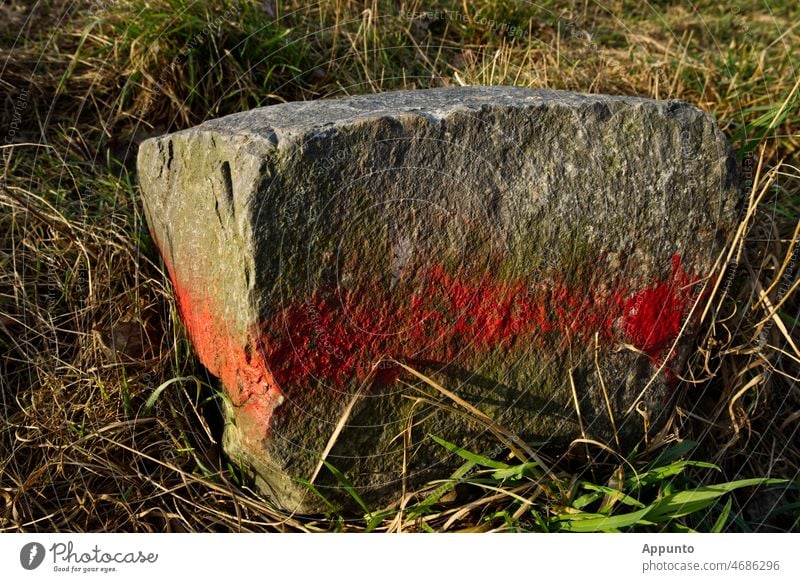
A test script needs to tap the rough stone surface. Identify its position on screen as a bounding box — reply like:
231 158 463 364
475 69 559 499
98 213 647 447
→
137 86 739 512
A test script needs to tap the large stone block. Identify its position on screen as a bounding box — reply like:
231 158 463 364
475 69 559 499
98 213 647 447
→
137 86 739 512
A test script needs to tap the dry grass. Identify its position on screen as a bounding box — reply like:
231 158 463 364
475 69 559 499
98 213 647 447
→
1 0 798 531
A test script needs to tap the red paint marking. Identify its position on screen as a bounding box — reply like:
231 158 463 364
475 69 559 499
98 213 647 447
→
161 258 282 443
161 244 701 434
261 254 701 389
621 254 698 359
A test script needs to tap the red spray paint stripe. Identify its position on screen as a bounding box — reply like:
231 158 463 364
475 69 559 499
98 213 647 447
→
161 258 282 442
622 254 698 359
261 254 701 388
162 243 701 434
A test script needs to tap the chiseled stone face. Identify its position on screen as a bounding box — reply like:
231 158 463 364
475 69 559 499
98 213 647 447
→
137 86 739 512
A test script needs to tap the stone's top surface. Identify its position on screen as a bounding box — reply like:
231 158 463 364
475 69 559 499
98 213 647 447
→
153 86 707 146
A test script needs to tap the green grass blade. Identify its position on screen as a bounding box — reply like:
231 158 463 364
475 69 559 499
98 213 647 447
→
295 478 337 514
580 483 646 509
649 478 787 521
557 505 653 532
142 375 199 415
430 435 510 469
323 461 372 518
412 461 476 514
648 440 698 467
632 460 719 488
56 18 103 96
571 491 603 510
711 497 733 532
429 435 509 469
491 461 541 480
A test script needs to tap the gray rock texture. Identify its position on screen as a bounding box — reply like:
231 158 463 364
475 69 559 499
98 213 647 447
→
137 86 739 512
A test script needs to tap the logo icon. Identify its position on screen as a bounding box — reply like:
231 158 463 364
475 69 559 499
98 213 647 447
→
20 542 46 570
